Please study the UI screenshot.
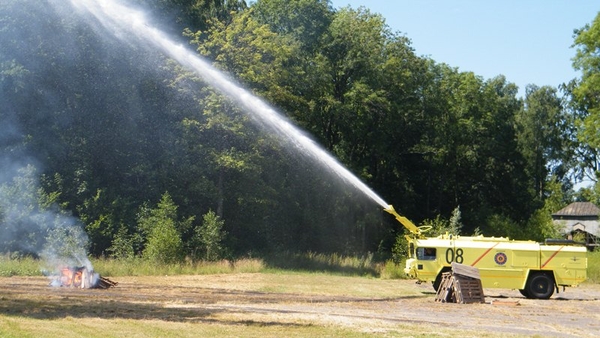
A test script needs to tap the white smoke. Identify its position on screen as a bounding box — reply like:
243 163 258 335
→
0 161 93 273
0 0 97 275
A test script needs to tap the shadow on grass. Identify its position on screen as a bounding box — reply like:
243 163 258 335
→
0 294 311 328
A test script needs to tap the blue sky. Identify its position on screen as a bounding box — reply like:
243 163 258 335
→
330 0 599 97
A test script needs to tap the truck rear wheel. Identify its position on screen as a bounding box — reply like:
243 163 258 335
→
518 289 530 298
526 272 554 299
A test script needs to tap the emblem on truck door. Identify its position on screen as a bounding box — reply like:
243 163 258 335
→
494 252 507 265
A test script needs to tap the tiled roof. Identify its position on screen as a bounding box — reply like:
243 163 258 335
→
552 202 600 217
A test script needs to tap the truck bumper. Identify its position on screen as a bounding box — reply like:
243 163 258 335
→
404 258 417 278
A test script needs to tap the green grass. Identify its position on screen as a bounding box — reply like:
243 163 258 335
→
0 316 375 338
2 249 597 283
260 251 385 276
90 256 267 276
0 253 399 278
0 256 40 277
379 259 406 279
587 250 600 283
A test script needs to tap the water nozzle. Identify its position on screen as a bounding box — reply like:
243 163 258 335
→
383 205 396 214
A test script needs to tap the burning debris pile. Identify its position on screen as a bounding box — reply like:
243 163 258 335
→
51 267 118 289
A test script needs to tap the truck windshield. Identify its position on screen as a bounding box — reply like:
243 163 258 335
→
416 247 436 260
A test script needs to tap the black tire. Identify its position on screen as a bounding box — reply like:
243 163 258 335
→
526 272 554 299
518 289 530 298
433 274 442 291
433 268 451 291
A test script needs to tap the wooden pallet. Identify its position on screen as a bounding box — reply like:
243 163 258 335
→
434 272 455 303
434 264 485 304
453 276 484 304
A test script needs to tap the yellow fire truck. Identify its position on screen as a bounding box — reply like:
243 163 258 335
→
384 205 588 299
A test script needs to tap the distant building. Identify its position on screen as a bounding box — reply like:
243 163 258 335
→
552 202 599 250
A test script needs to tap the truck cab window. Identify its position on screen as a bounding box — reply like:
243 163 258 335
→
417 247 436 260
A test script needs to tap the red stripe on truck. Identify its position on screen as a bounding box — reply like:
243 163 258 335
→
471 242 499 266
541 246 564 269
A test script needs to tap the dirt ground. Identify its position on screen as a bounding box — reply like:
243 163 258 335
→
1 274 599 337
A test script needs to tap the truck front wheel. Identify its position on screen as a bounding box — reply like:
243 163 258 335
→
433 268 452 291
526 272 554 299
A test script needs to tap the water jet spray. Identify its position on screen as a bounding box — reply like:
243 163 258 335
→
66 0 390 209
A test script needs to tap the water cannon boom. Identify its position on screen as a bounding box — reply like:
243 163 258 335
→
383 205 422 235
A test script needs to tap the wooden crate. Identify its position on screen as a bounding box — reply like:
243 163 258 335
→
434 264 485 304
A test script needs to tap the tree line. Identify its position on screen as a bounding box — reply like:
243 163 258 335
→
1 0 600 263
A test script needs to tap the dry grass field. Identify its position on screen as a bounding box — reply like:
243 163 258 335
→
1 273 600 337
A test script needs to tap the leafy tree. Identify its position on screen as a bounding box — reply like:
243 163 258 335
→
570 12 600 192
0 165 51 255
572 12 600 151
562 80 600 186
417 64 530 233
193 210 227 261
148 0 248 32
251 0 332 53
420 206 464 237
524 177 566 241
516 85 574 199
139 192 184 264
485 213 522 239
107 225 137 260
317 6 391 150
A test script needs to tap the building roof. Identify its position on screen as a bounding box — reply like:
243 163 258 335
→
552 202 600 218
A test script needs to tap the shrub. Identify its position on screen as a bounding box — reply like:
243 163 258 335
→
193 210 227 261
140 192 184 264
